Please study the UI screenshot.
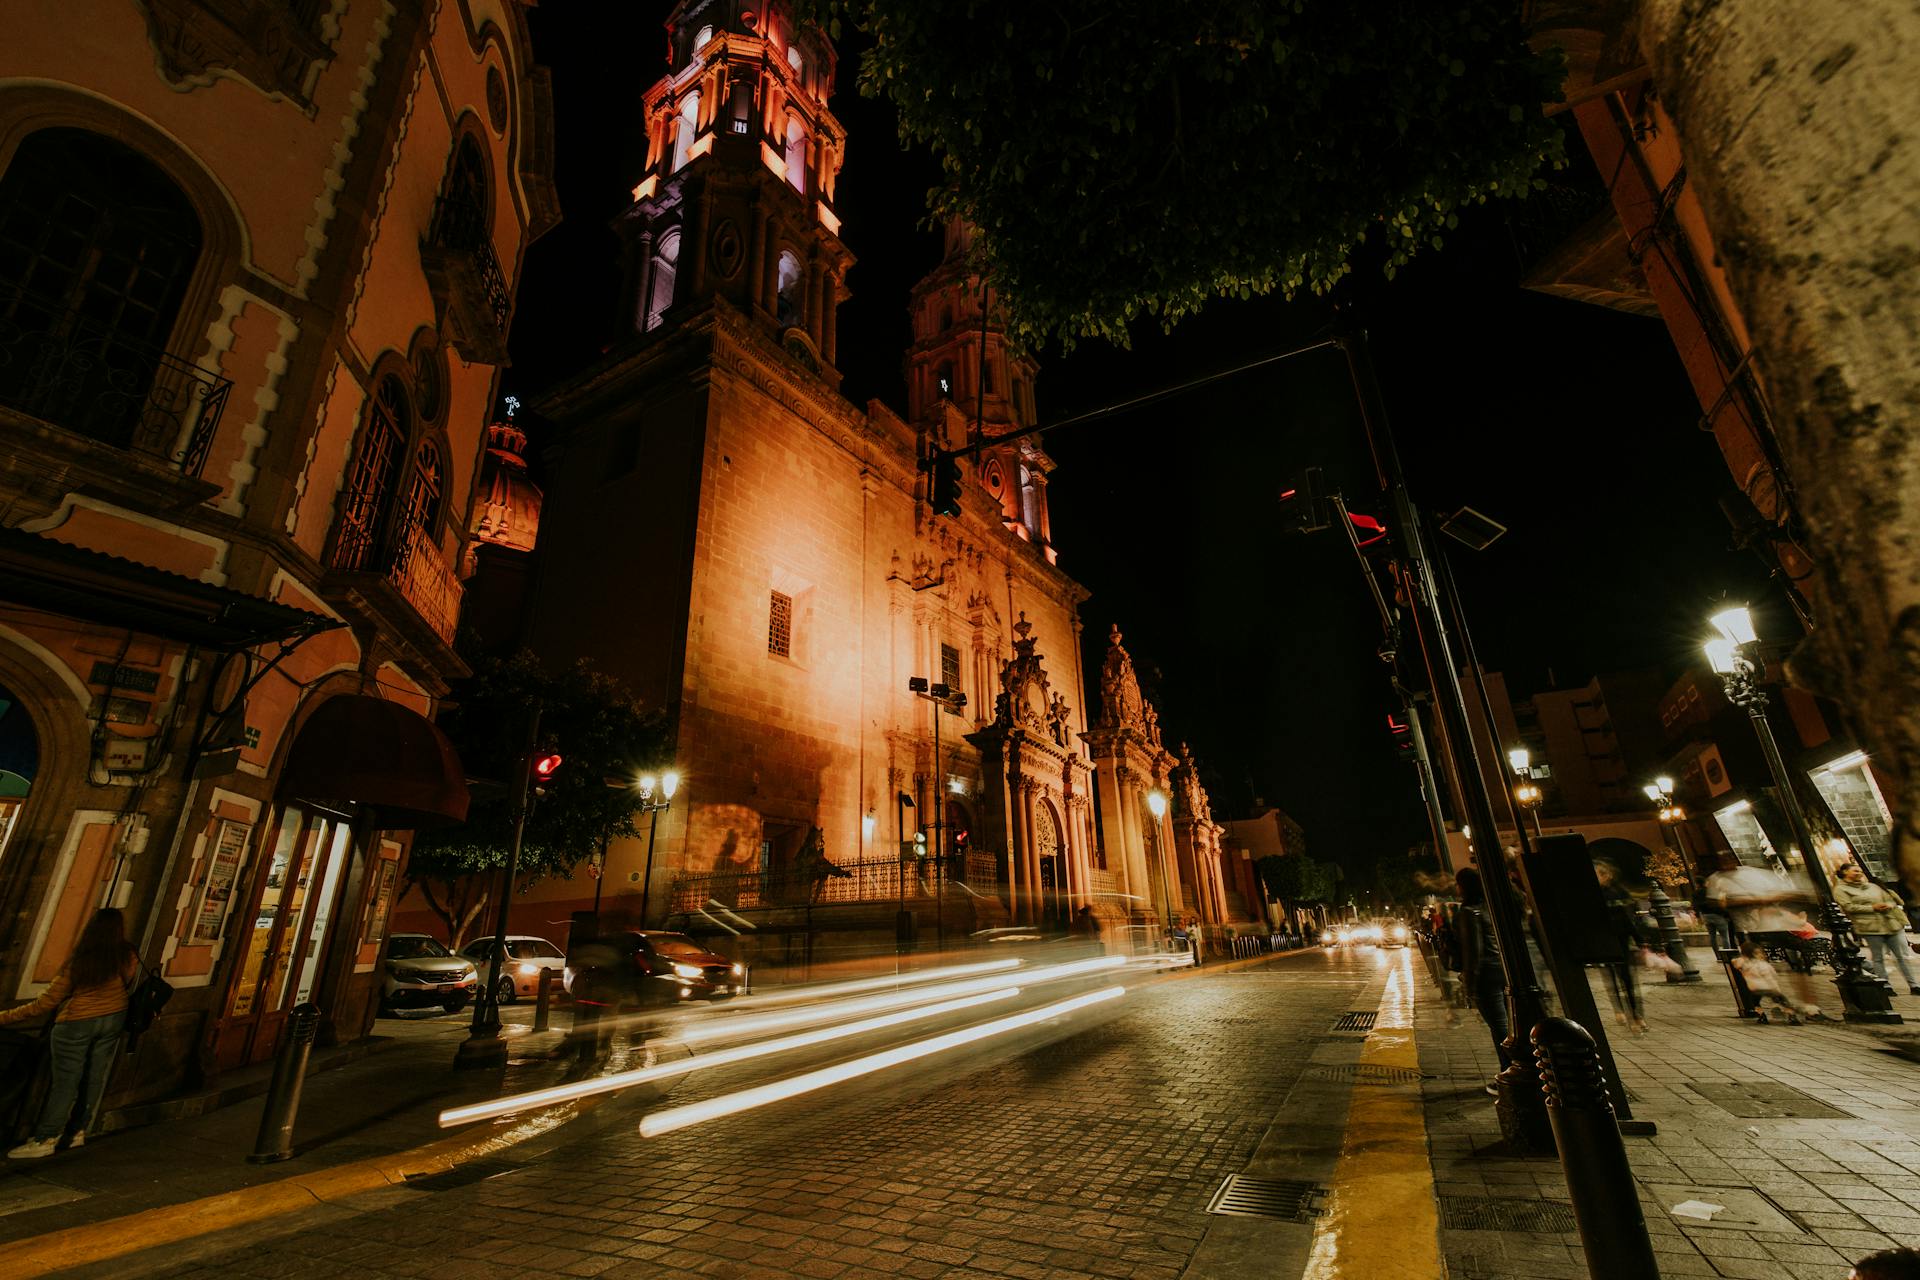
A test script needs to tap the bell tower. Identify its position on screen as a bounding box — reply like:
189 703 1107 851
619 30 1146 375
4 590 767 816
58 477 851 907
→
905 222 1055 561
616 0 852 383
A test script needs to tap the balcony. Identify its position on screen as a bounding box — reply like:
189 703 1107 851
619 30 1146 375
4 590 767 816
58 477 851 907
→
0 285 229 479
326 520 465 654
668 852 1002 915
419 197 512 365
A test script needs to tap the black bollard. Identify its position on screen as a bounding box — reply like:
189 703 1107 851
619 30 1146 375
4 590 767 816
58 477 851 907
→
248 1003 321 1164
1532 1017 1661 1279
532 967 553 1033
1646 884 1701 983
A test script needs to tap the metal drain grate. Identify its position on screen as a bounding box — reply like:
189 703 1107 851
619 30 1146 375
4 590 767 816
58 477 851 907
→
1207 1175 1328 1222
1333 1011 1378 1032
1306 1062 1429 1085
1440 1196 1578 1234
1686 1081 1852 1120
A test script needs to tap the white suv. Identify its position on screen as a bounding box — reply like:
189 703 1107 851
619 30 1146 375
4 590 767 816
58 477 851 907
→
460 934 567 1004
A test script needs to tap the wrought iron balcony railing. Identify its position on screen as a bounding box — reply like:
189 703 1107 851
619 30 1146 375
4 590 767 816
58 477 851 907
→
669 851 1002 916
422 197 511 363
331 517 464 649
0 285 229 477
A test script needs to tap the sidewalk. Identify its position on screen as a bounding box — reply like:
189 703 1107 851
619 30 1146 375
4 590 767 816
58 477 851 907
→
0 1007 580 1264
1414 952 1920 1279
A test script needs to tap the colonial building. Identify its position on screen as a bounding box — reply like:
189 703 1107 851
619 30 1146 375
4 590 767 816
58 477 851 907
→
0 0 554 1102
454 0 1105 947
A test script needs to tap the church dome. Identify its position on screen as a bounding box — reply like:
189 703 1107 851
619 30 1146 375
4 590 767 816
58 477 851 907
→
471 414 542 553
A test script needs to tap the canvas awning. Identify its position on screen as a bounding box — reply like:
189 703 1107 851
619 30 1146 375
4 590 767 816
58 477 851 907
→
279 694 470 830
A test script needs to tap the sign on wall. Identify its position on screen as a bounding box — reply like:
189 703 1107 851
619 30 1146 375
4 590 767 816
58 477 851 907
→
190 819 252 944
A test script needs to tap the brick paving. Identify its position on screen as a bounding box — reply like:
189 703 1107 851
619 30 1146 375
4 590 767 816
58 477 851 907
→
1416 950 1920 1279
126 953 1376 1280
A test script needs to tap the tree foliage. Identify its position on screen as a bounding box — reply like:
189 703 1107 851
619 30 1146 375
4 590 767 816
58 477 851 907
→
813 0 1565 348
405 652 669 943
1255 852 1340 904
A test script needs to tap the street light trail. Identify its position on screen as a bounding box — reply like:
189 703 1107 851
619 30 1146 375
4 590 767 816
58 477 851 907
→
437 986 1023 1127
670 954 1125 1044
637 985 1128 1138
716 957 1022 1010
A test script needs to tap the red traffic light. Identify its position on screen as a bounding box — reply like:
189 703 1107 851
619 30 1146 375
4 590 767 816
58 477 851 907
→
534 753 564 779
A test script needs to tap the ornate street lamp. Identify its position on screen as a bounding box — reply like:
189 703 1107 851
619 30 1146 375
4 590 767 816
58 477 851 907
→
1704 605 1897 1022
1640 776 1700 982
1145 788 1175 942
1507 747 1545 838
634 769 679 924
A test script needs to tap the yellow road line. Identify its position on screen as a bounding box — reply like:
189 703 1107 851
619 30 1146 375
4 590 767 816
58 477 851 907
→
0 1098 589 1279
1302 951 1443 1279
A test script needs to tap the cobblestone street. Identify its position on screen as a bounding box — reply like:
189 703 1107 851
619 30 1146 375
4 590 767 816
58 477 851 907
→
106 951 1384 1280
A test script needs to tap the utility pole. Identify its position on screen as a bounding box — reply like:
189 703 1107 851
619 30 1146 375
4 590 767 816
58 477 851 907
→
455 706 539 1071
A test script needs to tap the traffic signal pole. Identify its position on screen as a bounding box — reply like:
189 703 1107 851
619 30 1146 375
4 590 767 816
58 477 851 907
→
1335 320 1554 1151
455 706 541 1071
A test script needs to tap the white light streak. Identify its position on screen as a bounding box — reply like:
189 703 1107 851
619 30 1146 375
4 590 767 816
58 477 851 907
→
637 986 1128 1137
438 987 1021 1127
717 958 1020 1011
673 954 1123 1044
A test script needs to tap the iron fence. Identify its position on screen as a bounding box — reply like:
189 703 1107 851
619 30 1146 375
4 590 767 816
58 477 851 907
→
669 852 1002 915
0 285 229 476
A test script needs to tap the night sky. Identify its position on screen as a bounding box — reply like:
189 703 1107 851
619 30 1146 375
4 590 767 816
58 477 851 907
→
505 5 1774 878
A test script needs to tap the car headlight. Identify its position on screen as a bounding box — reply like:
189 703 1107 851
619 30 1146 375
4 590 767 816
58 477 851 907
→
1319 931 1333 944
1392 926 1408 940
672 962 703 979
731 963 744 976
517 963 538 975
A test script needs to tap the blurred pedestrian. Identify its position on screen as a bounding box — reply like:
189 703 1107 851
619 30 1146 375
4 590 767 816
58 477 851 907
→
1 909 138 1159
1595 860 1648 1033
1835 862 1920 996
1734 940 1816 1023
1693 882 1735 954
1853 1246 1920 1279
1453 868 1510 1092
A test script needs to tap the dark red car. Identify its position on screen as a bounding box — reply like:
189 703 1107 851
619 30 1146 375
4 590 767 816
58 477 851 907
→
563 930 743 1010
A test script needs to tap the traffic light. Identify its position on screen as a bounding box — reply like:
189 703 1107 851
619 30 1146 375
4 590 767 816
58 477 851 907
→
532 751 563 797
1387 714 1415 763
912 828 929 859
1278 466 1332 534
929 450 962 517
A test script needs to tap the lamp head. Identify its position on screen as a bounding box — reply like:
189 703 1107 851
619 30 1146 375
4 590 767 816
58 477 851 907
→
1146 790 1168 818
1703 637 1738 675
1507 747 1530 775
898 790 916 809
1655 775 1673 794
1643 783 1663 802
1710 605 1758 646
661 770 680 800
637 773 657 800
907 676 929 693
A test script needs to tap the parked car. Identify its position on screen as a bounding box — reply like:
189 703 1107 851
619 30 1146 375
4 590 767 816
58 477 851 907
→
563 930 744 1010
381 933 478 1014
460 935 567 1004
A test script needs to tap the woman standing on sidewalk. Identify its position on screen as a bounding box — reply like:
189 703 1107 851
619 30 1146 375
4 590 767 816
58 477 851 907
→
1 908 138 1159
1835 862 1920 996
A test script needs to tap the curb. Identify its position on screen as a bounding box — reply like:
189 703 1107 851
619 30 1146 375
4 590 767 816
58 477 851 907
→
0 1093 598 1278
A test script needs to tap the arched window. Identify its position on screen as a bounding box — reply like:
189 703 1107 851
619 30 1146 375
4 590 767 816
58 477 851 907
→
646 230 680 330
0 128 202 450
783 115 807 192
787 45 803 75
693 24 714 52
401 438 444 539
673 90 700 171
333 375 410 571
775 250 804 329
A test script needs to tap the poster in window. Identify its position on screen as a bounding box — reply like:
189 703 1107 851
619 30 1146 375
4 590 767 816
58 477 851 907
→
190 819 252 944
362 859 398 947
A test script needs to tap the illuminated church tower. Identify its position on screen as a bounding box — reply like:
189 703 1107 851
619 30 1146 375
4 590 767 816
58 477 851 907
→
617 1 851 385
904 222 1055 561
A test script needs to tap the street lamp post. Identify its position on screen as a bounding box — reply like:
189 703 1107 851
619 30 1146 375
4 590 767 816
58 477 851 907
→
1507 747 1545 838
634 770 680 925
1145 789 1175 945
1641 777 1701 983
896 790 917 954
908 677 967 924
1704 606 1898 1023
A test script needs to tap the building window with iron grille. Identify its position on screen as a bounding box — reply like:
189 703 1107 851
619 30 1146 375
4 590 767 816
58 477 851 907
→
768 590 793 658
940 643 962 707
